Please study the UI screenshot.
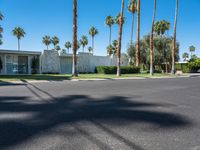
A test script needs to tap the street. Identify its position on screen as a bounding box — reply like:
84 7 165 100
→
0 77 200 150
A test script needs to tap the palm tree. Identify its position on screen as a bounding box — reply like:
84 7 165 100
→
189 45 195 58
116 0 125 76
171 0 178 74
107 45 114 57
12 27 26 51
51 36 59 49
72 0 78 77
89 27 98 52
88 46 93 54
128 0 137 44
42 36 51 50
135 0 140 67
112 40 118 56
0 12 3 45
150 0 157 76
55 45 61 51
182 52 189 61
105 16 114 45
65 41 72 53
80 35 88 52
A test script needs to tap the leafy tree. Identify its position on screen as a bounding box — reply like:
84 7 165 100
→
65 41 72 53
12 27 26 51
191 54 198 60
107 45 114 56
51 36 59 49
128 0 137 44
31 56 39 74
127 43 136 65
105 16 114 45
42 36 51 50
80 35 88 52
0 57 3 73
182 52 189 61
89 27 98 52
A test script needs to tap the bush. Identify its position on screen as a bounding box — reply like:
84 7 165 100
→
95 66 140 74
188 58 200 73
175 63 189 73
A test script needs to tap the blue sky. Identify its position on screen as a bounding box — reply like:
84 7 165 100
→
0 0 199 59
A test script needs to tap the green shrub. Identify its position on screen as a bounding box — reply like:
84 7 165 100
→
188 58 200 73
175 63 189 73
95 66 140 74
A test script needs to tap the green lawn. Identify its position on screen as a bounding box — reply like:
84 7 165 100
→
0 73 177 82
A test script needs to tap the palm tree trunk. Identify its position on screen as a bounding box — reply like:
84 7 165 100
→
72 0 78 77
117 0 124 77
166 49 168 73
92 36 94 53
150 0 156 76
109 26 112 45
130 13 134 45
136 0 140 67
47 45 48 50
18 38 20 51
171 0 178 74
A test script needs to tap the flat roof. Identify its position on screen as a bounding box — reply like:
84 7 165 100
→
0 49 41 55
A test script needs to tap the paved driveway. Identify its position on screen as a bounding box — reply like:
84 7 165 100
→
0 77 200 150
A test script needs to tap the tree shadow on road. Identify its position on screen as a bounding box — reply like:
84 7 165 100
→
0 92 192 149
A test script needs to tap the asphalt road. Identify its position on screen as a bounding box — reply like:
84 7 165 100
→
0 77 200 150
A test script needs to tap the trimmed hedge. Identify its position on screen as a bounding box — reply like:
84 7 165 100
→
95 66 140 74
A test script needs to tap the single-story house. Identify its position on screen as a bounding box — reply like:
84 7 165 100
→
0 49 41 75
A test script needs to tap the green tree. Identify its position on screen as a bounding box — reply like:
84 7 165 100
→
128 0 137 44
12 27 26 51
65 41 72 53
189 45 195 57
112 40 118 56
51 36 59 49
182 52 189 61
89 27 98 52
150 0 157 75
127 43 136 65
171 0 179 74
80 35 88 52
42 36 51 50
55 45 61 51
105 16 114 45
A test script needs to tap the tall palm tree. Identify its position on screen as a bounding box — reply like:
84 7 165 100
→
182 52 189 61
80 35 88 52
12 27 26 51
105 16 114 45
116 0 125 76
0 12 3 45
171 0 178 74
135 0 140 67
189 45 195 58
42 36 51 50
128 0 137 44
0 12 3 21
65 41 72 53
150 0 157 76
89 27 98 53
51 36 59 49
72 0 78 77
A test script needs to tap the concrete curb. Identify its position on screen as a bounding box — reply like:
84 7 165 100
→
0 75 195 85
